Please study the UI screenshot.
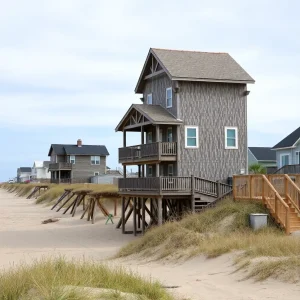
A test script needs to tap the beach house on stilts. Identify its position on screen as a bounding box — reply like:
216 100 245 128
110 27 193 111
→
116 48 255 234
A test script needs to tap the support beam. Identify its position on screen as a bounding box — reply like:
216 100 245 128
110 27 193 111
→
121 197 125 234
142 198 146 234
133 197 137 236
123 130 127 147
141 126 144 144
191 175 195 213
158 197 163 226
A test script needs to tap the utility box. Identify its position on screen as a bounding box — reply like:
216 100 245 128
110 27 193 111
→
249 213 268 230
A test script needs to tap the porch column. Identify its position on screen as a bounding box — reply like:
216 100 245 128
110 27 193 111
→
141 126 144 144
123 130 127 147
156 164 160 177
58 170 61 184
156 125 160 142
138 165 141 178
123 165 126 178
158 197 163 226
142 165 145 177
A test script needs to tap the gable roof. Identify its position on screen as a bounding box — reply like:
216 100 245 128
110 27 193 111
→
115 104 182 132
135 48 255 93
19 167 31 173
272 127 300 149
248 147 276 161
48 144 109 156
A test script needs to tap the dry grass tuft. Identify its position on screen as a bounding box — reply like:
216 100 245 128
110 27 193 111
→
0 257 174 300
117 198 300 281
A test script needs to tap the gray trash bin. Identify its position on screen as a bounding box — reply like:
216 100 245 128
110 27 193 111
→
249 213 268 230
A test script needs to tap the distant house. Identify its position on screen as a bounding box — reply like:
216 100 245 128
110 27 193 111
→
48 139 109 183
272 126 300 168
31 161 51 181
248 147 277 168
17 167 32 182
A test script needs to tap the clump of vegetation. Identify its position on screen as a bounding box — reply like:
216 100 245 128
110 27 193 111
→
117 198 300 282
0 258 173 300
248 163 267 174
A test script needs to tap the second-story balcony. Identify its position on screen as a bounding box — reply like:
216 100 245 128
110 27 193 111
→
119 142 177 164
48 162 73 171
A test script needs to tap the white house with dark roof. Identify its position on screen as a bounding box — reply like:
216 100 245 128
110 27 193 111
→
31 161 51 181
48 139 109 183
272 126 300 168
17 167 32 183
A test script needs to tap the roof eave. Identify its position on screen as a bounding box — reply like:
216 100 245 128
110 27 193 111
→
172 77 255 84
271 146 296 150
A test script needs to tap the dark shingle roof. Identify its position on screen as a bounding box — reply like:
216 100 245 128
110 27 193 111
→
272 127 300 149
152 48 255 83
48 144 109 156
115 104 182 131
19 167 32 172
248 147 276 161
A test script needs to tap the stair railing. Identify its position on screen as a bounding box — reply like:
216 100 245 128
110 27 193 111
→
284 174 300 214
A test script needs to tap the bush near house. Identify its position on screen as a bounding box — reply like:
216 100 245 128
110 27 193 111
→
248 163 267 174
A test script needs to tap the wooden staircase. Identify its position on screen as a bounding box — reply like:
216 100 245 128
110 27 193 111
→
234 174 300 234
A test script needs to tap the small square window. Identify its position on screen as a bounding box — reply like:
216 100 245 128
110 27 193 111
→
147 93 152 105
225 127 238 149
91 156 100 165
166 87 172 108
185 126 198 148
70 155 76 164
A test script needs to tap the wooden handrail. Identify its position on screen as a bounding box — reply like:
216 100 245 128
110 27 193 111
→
262 175 289 208
284 174 300 214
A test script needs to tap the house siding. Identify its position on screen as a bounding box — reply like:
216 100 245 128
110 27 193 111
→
177 81 247 182
275 143 300 168
248 149 258 166
72 155 106 180
143 74 177 117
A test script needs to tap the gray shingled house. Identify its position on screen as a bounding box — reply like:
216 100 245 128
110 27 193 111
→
17 167 32 183
115 48 255 234
48 139 109 183
248 147 277 168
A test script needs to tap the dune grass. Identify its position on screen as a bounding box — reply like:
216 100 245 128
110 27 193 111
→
0 258 174 300
116 198 300 282
1 183 119 206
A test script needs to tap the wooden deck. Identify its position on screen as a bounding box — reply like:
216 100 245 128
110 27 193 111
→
233 174 300 234
49 162 73 171
118 176 232 197
119 142 177 164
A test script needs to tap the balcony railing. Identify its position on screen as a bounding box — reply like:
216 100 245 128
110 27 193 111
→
118 176 232 197
49 162 73 171
119 142 177 163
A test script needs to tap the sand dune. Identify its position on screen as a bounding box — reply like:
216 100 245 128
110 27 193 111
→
1 189 300 299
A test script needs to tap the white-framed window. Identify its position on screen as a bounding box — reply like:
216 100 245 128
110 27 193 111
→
280 154 290 167
225 127 238 149
70 155 76 164
296 151 300 164
166 87 172 108
148 166 153 177
185 126 198 148
167 127 173 142
147 93 152 105
148 132 153 143
91 156 100 165
168 164 174 176
94 172 100 176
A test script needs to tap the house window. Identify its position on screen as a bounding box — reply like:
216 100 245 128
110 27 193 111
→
147 93 152 105
148 132 153 143
148 166 153 177
91 156 100 165
70 155 76 164
225 127 238 149
185 126 198 148
167 127 173 142
280 154 290 167
94 172 100 176
166 87 172 108
296 152 300 164
168 164 174 176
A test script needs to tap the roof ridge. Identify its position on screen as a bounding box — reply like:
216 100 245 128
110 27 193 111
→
151 47 228 55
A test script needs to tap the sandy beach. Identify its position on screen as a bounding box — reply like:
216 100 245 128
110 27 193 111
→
1 188 300 300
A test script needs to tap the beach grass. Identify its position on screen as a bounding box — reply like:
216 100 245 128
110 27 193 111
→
0 257 174 300
116 198 300 282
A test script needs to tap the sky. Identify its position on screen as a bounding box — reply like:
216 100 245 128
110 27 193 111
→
0 0 299 181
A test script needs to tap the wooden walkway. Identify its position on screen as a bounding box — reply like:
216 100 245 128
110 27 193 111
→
233 174 300 234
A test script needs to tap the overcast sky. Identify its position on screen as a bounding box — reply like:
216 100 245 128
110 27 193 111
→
0 0 299 181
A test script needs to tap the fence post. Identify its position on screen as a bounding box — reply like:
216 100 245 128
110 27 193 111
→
233 176 236 200
284 175 288 200
191 175 195 213
286 206 290 235
216 180 221 199
249 175 253 199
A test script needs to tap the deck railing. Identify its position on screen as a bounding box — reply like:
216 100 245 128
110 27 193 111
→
119 176 232 197
233 174 300 234
119 142 177 162
49 162 73 170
